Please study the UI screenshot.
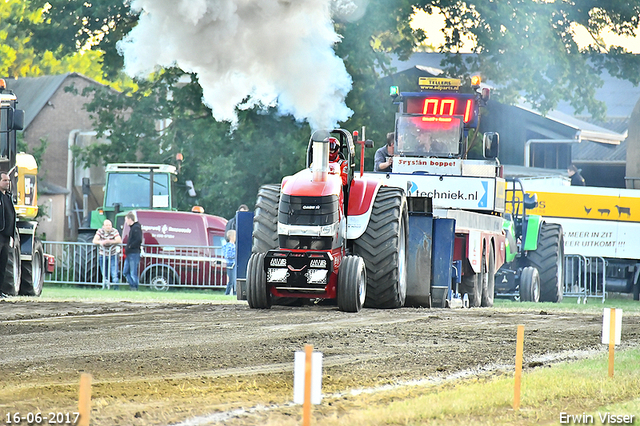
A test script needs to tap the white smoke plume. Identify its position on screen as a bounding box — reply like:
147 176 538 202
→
118 0 362 130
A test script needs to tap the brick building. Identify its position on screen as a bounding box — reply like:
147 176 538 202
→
6 73 113 241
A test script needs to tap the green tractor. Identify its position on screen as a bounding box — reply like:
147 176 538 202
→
74 163 183 282
495 178 564 303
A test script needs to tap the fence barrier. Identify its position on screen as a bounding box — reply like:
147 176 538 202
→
564 254 606 303
43 241 229 290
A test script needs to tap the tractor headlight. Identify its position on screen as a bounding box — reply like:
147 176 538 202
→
267 268 289 283
305 269 328 284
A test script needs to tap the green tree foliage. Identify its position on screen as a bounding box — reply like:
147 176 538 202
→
29 0 138 80
0 0 119 83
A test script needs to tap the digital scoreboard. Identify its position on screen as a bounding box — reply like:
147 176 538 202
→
405 93 478 126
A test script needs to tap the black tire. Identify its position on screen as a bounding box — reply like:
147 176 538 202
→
74 232 100 283
353 186 408 309
481 244 496 307
252 184 280 254
461 244 483 308
519 266 540 302
1 230 21 296
527 222 564 303
19 239 44 296
337 255 366 312
247 253 271 309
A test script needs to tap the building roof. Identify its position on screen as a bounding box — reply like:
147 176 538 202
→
2 73 109 130
515 105 627 145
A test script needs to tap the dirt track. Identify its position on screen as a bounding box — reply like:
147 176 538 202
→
1 299 639 425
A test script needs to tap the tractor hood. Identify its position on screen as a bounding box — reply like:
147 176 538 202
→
281 168 343 198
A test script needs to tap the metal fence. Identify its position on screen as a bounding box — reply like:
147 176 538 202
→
43 241 229 290
564 254 606 303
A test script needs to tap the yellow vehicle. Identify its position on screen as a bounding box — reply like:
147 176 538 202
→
0 79 46 296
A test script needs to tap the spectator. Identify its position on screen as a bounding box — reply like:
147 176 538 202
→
225 204 249 233
374 132 394 172
223 229 237 296
92 219 122 289
568 164 586 186
0 172 16 297
123 211 142 291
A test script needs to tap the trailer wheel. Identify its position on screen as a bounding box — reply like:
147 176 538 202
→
252 184 280 254
1 230 21 296
74 232 100 284
337 255 366 313
19 239 44 296
519 266 540 302
481 245 496 307
353 186 408 309
527 223 564 303
247 253 271 309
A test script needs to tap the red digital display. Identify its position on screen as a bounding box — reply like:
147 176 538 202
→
406 94 477 124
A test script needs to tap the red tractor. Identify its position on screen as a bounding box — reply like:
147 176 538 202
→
246 129 408 312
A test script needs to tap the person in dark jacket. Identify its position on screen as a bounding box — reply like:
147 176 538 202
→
568 164 586 186
225 204 249 233
123 211 142 290
0 172 16 297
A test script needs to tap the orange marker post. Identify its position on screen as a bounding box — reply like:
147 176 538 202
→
608 308 616 378
78 373 92 426
302 344 313 426
513 325 524 411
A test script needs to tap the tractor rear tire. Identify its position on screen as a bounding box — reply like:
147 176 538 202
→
481 245 496 307
19 239 44 296
1 230 21 296
74 232 100 284
247 253 271 309
527 222 564 303
252 184 280 254
353 187 408 309
519 266 540 302
337 255 366 313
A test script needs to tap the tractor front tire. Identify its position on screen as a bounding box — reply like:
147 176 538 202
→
19 239 44 296
519 266 540 302
353 187 408 309
527 223 564 303
337 255 367 313
247 253 271 309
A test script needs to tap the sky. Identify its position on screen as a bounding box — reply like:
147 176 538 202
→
411 9 640 54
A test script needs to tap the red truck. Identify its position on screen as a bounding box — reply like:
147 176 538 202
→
121 209 228 290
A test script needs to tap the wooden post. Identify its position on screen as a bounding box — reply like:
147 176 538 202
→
302 344 313 426
513 325 524 411
78 373 92 426
608 308 616 378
